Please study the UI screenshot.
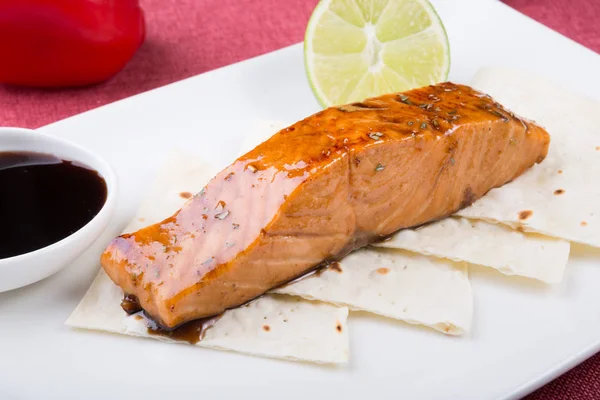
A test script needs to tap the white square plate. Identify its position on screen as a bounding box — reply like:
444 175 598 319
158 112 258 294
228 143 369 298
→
1 1 599 399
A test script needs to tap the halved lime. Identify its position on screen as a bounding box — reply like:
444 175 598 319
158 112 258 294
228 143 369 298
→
304 0 450 107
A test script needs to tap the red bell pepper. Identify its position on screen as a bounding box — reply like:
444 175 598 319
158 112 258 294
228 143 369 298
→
0 0 145 87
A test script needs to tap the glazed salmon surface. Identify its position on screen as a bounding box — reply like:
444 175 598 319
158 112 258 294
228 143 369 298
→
102 82 550 329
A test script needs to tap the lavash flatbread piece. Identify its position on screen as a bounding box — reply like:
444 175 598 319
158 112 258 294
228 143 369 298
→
458 67 600 247
67 150 349 364
373 218 570 284
67 270 349 364
273 248 472 335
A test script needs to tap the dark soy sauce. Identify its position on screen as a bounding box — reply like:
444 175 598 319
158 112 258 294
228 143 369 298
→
145 313 221 344
120 294 221 344
0 151 107 259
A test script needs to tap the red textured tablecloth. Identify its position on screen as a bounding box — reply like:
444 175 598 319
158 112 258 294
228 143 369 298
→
1 0 599 398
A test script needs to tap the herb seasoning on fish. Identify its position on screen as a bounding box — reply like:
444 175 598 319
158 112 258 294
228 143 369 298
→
398 94 412 105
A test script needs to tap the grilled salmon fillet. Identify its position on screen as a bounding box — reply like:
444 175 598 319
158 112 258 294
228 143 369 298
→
102 82 550 329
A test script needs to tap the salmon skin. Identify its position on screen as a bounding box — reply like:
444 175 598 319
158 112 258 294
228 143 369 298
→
102 82 550 329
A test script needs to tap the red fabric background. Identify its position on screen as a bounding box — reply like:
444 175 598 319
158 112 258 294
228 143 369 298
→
1 0 599 398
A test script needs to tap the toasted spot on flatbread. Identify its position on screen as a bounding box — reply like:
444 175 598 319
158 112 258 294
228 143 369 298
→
518 210 533 220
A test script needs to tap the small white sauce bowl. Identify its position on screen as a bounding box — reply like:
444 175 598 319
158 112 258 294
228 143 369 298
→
0 128 118 292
